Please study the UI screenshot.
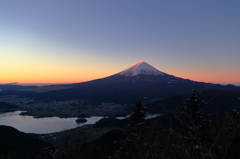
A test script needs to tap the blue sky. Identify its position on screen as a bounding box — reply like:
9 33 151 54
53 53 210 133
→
0 1 240 85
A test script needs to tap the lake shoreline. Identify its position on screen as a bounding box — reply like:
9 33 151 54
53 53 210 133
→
0 111 162 134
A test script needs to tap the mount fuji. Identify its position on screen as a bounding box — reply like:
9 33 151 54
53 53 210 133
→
20 61 240 104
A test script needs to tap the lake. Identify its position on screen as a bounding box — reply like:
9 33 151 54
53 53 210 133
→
0 111 162 134
0 111 104 134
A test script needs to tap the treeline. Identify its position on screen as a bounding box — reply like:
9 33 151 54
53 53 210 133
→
112 90 240 159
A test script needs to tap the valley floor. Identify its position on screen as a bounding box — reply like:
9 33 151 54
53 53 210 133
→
0 95 129 118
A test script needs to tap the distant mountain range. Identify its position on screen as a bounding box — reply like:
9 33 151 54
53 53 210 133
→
1 61 234 106
0 84 37 91
146 89 240 113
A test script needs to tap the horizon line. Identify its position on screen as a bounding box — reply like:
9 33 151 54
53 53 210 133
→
1 82 240 87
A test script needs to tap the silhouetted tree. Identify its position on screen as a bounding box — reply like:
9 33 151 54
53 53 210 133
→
128 99 146 138
180 89 209 129
177 89 211 158
114 99 146 159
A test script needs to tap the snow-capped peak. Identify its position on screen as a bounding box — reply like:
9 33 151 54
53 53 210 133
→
117 61 166 77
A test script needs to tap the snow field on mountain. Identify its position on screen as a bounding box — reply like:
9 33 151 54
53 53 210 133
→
118 61 166 77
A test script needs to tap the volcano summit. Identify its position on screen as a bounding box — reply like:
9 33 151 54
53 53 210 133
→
117 61 166 77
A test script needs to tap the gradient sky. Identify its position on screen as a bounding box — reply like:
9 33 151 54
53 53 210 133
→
0 1 240 85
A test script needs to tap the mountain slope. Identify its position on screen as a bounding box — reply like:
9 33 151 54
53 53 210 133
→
20 61 240 104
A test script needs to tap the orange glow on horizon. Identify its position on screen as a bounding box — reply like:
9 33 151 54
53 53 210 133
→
173 73 240 84
0 76 98 85
1 73 239 85
1 61 239 85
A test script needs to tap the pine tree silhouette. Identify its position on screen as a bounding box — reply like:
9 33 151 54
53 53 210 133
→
128 99 146 138
114 99 146 159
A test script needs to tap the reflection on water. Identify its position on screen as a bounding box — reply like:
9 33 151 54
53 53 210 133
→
145 113 162 119
116 113 162 120
0 111 103 134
